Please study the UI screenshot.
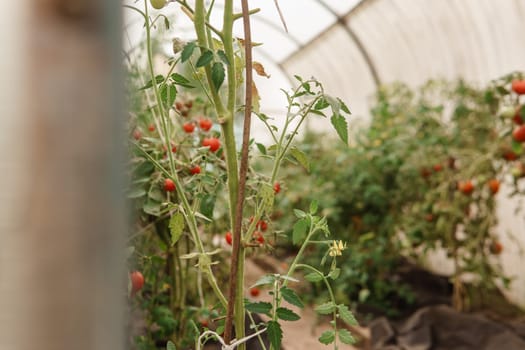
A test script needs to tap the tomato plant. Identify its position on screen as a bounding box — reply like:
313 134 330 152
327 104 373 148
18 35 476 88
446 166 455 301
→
278 74 525 315
124 1 355 349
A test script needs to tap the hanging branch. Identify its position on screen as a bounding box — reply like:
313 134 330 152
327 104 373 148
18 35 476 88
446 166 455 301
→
223 0 254 345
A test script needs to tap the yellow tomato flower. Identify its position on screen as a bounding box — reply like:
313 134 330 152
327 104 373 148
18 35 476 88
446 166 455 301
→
328 240 347 257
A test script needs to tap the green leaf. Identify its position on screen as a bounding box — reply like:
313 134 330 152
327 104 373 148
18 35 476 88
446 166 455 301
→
211 62 225 90
267 321 283 350
314 97 329 110
148 186 164 202
139 75 164 90
309 200 318 214
309 109 326 117
292 218 308 245
293 209 306 218
339 328 356 344
315 302 336 315
304 272 323 283
496 86 509 95
169 212 185 246
127 187 147 199
289 146 310 172
337 97 351 114
170 73 194 88
318 330 335 345
245 301 272 315
180 42 196 63
328 268 340 280
251 274 276 288
196 50 214 67
143 199 161 216
199 194 215 219
166 340 177 350
280 287 304 308
276 307 300 321
511 139 524 155
125 246 135 259
278 275 300 283
217 50 230 65
331 114 348 145
159 83 177 108
256 143 267 155
519 105 525 119
133 160 154 178
338 304 358 326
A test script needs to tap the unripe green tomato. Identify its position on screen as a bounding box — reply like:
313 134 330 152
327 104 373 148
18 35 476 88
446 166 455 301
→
511 167 523 178
150 0 166 10
500 107 516 119
477 175 487 184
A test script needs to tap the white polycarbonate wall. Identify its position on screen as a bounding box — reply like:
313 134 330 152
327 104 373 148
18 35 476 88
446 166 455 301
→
124 0 525 308
281 0 525 309
283 0 525 121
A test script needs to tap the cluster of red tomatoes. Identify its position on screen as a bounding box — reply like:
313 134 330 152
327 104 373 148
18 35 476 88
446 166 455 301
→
502 80 525 180
222 183 281 247
132 98 223 193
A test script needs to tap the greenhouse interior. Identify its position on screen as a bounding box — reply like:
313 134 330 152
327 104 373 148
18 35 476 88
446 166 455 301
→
2 1 525 349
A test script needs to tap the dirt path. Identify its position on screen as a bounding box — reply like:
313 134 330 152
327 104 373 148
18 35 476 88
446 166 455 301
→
244 258 366 349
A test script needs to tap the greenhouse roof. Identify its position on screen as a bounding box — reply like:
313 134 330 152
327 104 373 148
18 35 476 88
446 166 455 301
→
125 0 525 122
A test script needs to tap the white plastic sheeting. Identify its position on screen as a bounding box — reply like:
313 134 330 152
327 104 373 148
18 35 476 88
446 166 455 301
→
281 0 525 309
283 0 525 121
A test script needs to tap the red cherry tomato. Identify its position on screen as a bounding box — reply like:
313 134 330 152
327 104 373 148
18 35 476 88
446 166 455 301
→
250 287 260 297
253 231 265 244
225 231 233 245
130 271 145 295
164 178 176 192
458 180 474 195
199 118 213 131
256 220 268 231
133 130 142 140
183 122 195 133
512 125 525 142
488 179 500 195
490 241 503 255
190 165 201 175
503 150 518 161
202 137 221 152
511 80 525 95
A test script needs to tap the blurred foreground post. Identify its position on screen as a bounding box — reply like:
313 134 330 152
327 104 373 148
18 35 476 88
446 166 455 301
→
0 1 126 349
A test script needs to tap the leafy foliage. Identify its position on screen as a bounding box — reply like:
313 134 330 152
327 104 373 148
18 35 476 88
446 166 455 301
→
278 74 525 315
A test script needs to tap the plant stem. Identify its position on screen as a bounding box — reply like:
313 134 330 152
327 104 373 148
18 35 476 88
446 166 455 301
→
283 221 316 287
295 264 339 349
194 0 239 232
223 0 253 346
